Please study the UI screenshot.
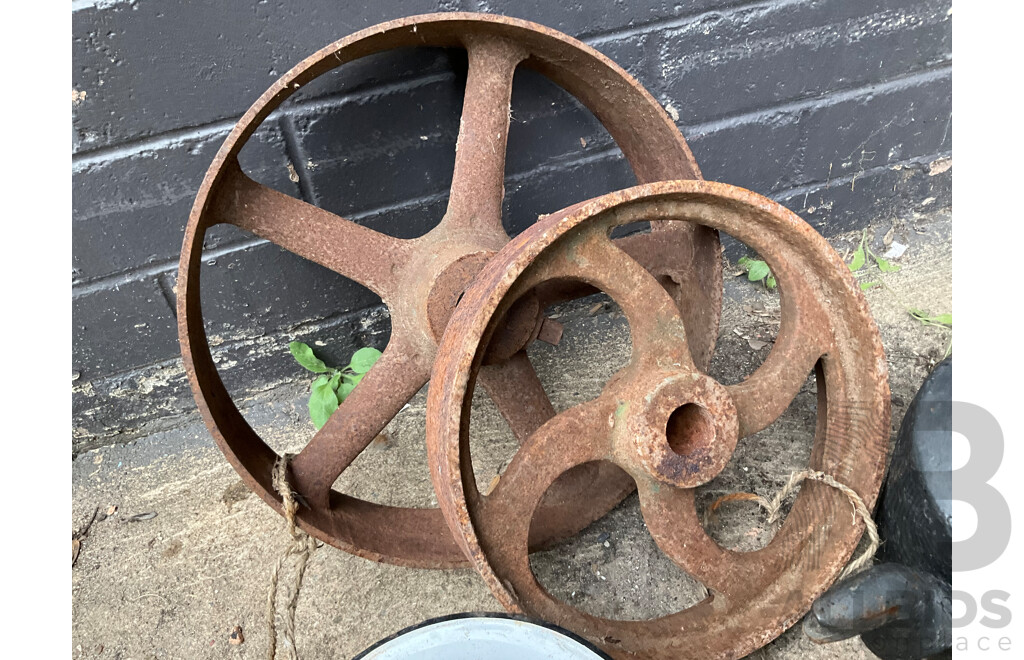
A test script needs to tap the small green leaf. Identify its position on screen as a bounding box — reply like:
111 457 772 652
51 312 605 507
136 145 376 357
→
737 256 752 268
860 281 881 291
309 375 339 429
289 341 330 373
875 256 900 273
908 308 951 328
848 231 866 271
337 375 357 402
765 275 777 289
328 371 342 392
848 246 865 271
348 347 383 374
746 260 770 282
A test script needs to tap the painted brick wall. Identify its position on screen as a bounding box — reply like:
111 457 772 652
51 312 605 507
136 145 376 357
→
72 0 952 453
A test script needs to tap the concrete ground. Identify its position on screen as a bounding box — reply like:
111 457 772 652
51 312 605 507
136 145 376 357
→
72 208 951 659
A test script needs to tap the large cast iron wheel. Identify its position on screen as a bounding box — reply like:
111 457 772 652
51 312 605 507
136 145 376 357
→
427 180 890 656
179 13 722 568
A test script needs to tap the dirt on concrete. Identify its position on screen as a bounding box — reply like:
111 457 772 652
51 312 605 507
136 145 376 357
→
72 209 951 659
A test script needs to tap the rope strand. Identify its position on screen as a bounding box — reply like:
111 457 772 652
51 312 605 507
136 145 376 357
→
266 454 318 660
705 469 879 579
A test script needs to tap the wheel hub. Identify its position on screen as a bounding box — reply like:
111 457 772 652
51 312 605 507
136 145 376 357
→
620 371 738 489
424 250 495 342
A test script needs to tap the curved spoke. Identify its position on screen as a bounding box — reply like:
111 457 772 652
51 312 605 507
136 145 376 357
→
477 397 616 512
208 159 411 303
477 350 556 443
440 36 526 235
475 397 617 548
726 287 831 438
615 224 719 372
478 355 636 547
572 231 694 369
636 477 756 597
289 333 429 508
506 228 695 370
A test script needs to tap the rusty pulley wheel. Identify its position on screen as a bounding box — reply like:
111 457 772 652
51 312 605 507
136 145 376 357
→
427 180 891 658
179 13 722 568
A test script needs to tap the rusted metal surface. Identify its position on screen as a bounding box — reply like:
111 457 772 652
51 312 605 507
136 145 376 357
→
427 180 891 657
178 13 722 568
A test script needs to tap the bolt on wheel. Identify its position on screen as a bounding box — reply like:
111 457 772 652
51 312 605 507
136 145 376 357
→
179 13 722 568
427 180 890 656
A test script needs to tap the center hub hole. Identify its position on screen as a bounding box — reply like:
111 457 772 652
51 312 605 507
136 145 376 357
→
666 403 716 456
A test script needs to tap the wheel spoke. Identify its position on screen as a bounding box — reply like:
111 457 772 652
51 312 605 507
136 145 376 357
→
477 350 556 443
614 224 720 372
478 352 637 545
208 159 411 303
506 228 695 369
726 286 831 438
476 397 617 544
289 333 429 508
635 477 755 597
571 231 695 370
440 36 526 235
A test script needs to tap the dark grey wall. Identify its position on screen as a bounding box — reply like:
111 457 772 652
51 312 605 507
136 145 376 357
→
72 0 952 453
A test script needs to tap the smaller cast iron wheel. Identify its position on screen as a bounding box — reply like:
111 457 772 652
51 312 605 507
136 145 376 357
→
427 180 891 659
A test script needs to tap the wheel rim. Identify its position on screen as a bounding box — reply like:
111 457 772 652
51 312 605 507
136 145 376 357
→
427 180 890 656
179 13 722 568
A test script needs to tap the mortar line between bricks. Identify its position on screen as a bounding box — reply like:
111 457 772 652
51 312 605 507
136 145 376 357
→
71 184 447 297
589 0 951 53
279 115 320 205
682 63 951 136
72 134 949 298
71 143 626 296
283 71 457 119
506 145 622 182
771 149 952 204
71 53 947 179
71 72 457 172
71 0 129 11
71 118 241 172
74 354 180 393
77 303 389 388
73 61 948 225
580 0 789 43
71 236 266 298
